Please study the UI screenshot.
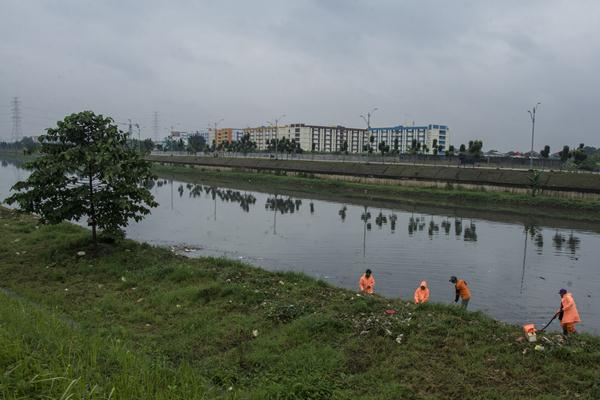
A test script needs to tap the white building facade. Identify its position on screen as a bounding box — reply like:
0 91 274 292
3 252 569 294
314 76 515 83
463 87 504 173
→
369 125 450 154
243 123 449 154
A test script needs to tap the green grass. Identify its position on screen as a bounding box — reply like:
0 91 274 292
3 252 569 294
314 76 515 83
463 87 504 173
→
1 207 600 399
153 164 600 222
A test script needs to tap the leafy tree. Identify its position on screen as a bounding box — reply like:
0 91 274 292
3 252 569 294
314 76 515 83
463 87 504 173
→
341 140 349 155
20 136 38 154
6 111 158 243
141 138 154 154
393 137 399 154
378 140 390 160
459 144 466 153
432 139 438 155
571 143 588 165
238 133 257 154
409 139 418 155
559 145 570 163
467 140 483 158
540 145 550 159
187 134 206 154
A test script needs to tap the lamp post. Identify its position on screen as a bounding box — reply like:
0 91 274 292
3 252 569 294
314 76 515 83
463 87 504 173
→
527 102 541 170
210 119 224 153
134 124 141 153
267 114 286 160
360 108 378 153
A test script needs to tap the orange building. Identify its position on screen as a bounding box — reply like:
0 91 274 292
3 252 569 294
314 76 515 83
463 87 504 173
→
215 128 233 144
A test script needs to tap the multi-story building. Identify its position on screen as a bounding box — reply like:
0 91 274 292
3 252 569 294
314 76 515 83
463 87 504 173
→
243 122 449 154
245 124 367 152
369 124 449 154
215 128 233 144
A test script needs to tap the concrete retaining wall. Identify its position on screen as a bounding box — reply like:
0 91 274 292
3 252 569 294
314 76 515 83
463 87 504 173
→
147 155 600 200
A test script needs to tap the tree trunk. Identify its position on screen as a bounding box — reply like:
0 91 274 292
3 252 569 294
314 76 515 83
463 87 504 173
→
88 169 97 245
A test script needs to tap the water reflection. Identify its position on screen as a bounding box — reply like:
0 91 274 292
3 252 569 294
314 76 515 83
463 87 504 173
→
2 160 598 333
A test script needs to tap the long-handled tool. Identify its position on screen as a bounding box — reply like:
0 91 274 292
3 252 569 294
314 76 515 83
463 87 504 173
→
538 312 559 332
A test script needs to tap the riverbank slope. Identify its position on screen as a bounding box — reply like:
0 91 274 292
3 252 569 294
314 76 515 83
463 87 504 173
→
1 207 599 399
147 155 600 199
153 164 600 224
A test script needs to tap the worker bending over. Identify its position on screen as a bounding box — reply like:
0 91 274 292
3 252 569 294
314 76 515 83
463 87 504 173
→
359 269 375 294
450 276 471 308
414 281 429 304
558 288 581 336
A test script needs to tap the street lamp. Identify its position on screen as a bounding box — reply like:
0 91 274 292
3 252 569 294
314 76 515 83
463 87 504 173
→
527 102 541 170
267 114 286 160
360 108 378 152
134 123 141 153
210 119 224 151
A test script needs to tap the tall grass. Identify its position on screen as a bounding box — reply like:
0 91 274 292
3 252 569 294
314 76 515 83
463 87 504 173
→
0 293 214 399
1 207 600 398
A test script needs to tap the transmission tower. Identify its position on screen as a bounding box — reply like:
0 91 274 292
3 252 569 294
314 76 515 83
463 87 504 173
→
10 97 22 143
152 111 159 141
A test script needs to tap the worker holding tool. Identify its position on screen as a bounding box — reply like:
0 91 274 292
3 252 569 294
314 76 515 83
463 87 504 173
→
414 280 430 304
557 288 581 336
450 276 471 308
359 269 375 294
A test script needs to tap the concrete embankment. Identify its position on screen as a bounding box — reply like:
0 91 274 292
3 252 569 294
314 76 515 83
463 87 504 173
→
147 155 600 200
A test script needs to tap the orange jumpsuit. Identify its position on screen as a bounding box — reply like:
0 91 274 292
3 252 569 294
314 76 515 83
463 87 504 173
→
359 274 375 294
558 292 581 333
456 279 471 300
414 281 430 304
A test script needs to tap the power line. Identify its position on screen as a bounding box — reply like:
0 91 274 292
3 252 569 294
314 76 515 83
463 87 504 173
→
10 97 22 142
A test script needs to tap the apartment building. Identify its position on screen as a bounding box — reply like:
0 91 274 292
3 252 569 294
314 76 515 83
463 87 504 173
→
243 122 449 154
214 128 233 144
245 123 367 152
369 124 450 154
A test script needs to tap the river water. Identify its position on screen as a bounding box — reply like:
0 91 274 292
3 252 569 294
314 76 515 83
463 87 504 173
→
1 158 599 334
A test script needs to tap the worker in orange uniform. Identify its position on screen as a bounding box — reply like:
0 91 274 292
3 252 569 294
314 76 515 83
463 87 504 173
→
450 276 471 308
414 281 430 304
359 269 375 294
557 288 581 336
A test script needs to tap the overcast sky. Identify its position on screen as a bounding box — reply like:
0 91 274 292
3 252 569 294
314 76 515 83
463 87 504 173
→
1 0 599 151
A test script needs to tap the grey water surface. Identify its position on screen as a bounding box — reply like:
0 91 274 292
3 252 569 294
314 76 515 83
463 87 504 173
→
1 158 598 334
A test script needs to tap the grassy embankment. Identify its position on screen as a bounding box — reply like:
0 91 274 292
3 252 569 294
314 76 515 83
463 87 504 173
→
1 207 600 399
152 164 600 222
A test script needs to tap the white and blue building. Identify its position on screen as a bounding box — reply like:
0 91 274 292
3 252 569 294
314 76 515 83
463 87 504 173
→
369 124 449 154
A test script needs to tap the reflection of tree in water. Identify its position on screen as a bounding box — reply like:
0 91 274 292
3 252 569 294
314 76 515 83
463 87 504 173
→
375 211 387 229
454 218 463 236
551 229 581 258
408 216 418 235
553 231 566 249
534 233 544 251
156 179 169 187
463 221 477 242
389 214 397 232
361 207 372 231
524 223 543 254
142 179 155 190
567 233 581 255
169 184 258 212
1 160 7 167
310 202 315 214
266 196 301 214
428 218 439 237
338 206 347 222
441 218 451 235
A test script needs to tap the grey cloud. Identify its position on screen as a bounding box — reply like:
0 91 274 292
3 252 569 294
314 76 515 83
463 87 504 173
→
1 0 599 151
